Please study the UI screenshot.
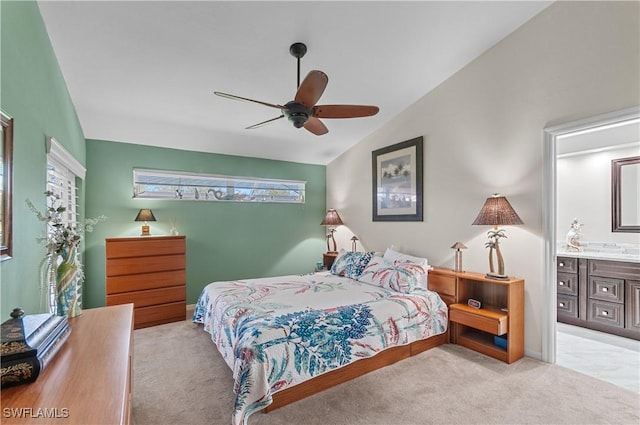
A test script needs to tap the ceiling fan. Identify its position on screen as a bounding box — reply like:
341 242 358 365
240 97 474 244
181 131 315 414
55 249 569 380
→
214 42 379 136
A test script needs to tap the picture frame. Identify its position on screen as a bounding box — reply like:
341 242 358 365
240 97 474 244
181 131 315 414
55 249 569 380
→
1 110 13 261
372 136 423 221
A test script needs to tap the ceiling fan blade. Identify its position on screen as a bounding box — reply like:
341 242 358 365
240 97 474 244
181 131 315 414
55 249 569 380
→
294 70 328 108
245 115 285 129
214 92 284 110
303 117 328 136
313 105 380 119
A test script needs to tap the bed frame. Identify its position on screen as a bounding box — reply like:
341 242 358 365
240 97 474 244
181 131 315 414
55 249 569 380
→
264 330 449 412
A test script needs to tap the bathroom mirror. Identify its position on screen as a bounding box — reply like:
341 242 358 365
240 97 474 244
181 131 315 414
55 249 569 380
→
1 110 13 260
611 155 640 232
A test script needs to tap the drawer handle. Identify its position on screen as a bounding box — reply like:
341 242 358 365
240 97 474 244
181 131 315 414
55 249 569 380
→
559 281 565 286
559 302 565 307
602 287 608 292
602 311 609 316
559 262 564 267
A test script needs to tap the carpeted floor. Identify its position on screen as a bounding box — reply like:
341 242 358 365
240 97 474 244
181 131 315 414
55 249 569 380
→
132 320 640 425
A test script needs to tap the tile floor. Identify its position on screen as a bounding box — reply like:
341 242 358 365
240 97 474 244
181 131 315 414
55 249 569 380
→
556 322 640 393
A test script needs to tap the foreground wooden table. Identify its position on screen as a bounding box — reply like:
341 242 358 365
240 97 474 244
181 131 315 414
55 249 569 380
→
1 304 134 424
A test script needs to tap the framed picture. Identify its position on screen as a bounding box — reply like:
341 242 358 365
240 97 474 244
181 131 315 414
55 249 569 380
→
372 136 423 221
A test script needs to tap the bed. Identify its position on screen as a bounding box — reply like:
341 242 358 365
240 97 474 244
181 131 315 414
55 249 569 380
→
193 249 448 425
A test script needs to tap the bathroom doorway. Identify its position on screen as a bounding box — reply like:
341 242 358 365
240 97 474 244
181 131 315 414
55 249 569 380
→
543 107 640 393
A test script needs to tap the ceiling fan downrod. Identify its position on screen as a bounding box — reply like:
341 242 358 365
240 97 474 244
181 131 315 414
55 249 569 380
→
289 42 307 88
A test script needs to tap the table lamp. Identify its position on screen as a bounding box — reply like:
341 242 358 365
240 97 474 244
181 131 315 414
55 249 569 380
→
472 194 523 280
351 236 359 252
135 209 156 236
320 208 343 268
451 241 468 272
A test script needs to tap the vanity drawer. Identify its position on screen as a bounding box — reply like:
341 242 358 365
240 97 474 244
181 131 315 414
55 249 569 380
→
588 277 624 303
557 273 578 296
588 299 624 328
557 257 578 274
557 294 578 319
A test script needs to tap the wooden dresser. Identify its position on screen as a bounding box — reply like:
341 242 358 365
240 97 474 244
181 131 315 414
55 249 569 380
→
1 304 134 424
106 235 186 329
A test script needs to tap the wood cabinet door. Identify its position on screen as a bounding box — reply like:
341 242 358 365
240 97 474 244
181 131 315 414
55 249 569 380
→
626 280 640 331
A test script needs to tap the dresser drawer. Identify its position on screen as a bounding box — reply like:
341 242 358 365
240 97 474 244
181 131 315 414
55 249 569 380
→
106 254 186 276
557 273 578 296
588 299 624 328
106 237 186 259
557 257 578 274
428 272 456 297
134 302 186 329
106 270 186 294
107 285 185 308
557 294 578 318
449 304 508 336
588 276 624 303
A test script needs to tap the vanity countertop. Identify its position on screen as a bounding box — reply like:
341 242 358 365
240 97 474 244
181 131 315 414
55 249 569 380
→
557 242 640 263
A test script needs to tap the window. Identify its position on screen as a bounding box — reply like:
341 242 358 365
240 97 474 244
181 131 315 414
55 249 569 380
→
46 137 85 233
133 169 306 203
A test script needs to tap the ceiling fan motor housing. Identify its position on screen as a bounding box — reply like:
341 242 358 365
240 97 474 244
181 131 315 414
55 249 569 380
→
283 101 311 128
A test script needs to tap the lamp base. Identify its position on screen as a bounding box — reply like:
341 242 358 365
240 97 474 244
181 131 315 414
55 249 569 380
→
485 272 510 281
140 224 150 236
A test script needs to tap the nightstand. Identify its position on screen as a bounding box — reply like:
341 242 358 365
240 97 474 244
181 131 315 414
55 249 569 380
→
322 251 338 269
428 268 525 364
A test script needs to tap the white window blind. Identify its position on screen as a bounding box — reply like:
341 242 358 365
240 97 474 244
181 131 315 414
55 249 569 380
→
133 168 306 203
46 157 78 226
46 138 85 227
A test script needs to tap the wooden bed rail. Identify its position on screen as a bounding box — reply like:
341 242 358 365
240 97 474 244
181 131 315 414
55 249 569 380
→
265 331 449 412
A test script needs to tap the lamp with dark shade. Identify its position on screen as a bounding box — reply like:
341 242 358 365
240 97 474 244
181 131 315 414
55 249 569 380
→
320 209 344 268
472 194 523 280
135 209 157 236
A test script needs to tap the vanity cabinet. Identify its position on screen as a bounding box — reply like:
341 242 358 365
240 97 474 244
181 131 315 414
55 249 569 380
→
557 256 640 340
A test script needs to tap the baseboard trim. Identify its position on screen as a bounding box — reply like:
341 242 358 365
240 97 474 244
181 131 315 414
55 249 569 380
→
186 303 196 319
525 348 542 361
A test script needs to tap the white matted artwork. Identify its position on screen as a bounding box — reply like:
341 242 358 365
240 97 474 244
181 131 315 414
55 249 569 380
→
372 136 423 221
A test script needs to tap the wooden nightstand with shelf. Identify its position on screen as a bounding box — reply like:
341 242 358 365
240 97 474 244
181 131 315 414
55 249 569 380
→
428 268 524 364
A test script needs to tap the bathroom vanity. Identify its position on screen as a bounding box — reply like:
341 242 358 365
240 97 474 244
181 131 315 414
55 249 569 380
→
557 245 639 340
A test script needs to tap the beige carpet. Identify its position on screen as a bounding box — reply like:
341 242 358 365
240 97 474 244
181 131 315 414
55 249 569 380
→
132 320 639 425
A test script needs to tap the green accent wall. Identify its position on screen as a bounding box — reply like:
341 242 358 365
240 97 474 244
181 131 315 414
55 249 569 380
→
0 0 326 318
0 1 86 318
84 140 326 308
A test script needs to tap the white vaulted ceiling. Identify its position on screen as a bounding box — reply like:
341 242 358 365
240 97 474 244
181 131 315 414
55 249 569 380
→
38 1 551 165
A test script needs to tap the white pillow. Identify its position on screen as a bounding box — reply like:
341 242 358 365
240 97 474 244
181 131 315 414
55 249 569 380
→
358 257 427 293
383 247 429 267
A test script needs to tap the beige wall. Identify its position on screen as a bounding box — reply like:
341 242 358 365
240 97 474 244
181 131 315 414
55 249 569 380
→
557 145 640 244
326 1 640 358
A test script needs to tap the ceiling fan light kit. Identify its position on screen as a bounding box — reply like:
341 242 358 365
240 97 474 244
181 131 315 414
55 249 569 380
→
214 42 379 136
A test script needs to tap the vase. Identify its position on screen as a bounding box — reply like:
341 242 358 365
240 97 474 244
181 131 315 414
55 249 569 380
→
40 253 59 315
55 243 82 318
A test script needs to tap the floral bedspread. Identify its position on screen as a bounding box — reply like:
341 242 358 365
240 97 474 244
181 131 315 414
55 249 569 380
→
192 271 448 425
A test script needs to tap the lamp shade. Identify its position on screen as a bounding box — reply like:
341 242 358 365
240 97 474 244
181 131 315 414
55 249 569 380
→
320 209 344 227
472 194 523 226
134 209 157 222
